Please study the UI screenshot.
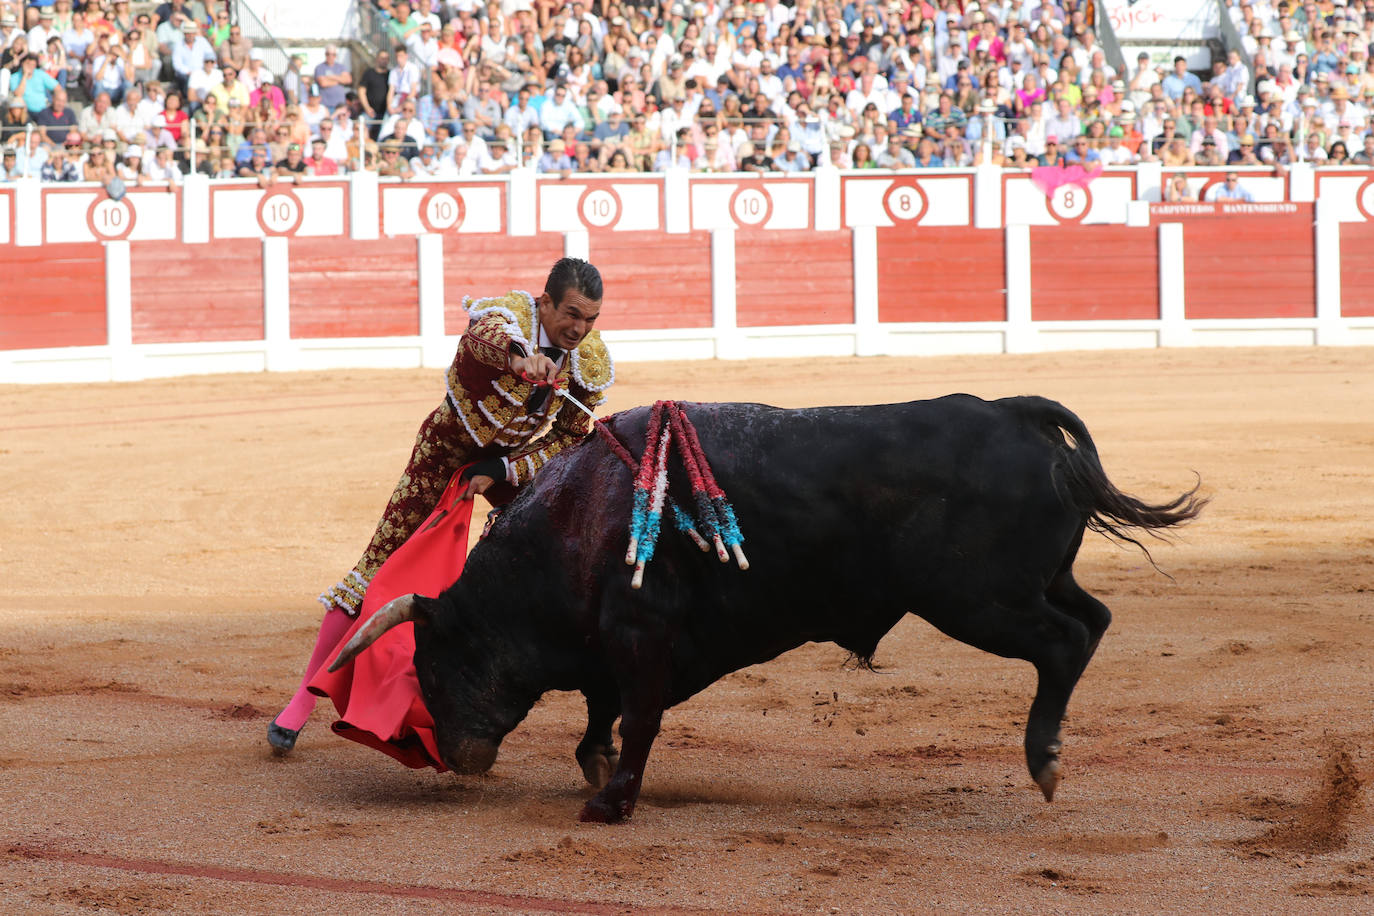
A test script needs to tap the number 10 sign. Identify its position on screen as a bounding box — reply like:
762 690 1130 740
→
256 188 304 236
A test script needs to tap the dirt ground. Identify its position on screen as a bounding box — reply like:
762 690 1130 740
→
1 346 1371 915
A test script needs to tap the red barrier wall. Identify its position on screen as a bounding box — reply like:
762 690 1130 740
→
1030 226 1158 320
1182 208 1315 319
442 234 566 335
0 243 106 351
1339 222 1374 317
735 229 854 327
290 237 420 339
131 240 264 344
590 231 712 330
877 226 1004 322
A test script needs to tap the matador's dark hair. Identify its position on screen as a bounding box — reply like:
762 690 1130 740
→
544 257 603 306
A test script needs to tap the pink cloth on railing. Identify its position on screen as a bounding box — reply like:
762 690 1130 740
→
1031 163 1103 196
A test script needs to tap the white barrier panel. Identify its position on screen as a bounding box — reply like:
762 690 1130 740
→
843 173 974 227
0 189 12 245
690 179 811 230
537 179 662 233
45 189 178 243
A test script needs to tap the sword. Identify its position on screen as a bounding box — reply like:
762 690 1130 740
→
556 385 600 422
519 372 600 423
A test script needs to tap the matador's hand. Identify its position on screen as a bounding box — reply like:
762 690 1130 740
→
457 474 495 501
510 352 559 385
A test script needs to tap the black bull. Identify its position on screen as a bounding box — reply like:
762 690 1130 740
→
332 395 1205 823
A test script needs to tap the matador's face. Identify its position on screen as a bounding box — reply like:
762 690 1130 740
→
537 291 601 352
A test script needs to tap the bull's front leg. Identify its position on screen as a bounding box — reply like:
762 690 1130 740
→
578 702 662 823
578 615 670 823
575 687 621 789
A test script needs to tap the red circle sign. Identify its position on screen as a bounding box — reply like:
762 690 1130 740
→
882 179 929 225
576 185 623 230
256 188 304 236
86 196 136 241
1356 178 1374 222
727 184 773 228
418 188 467 232
1047 183 1092 223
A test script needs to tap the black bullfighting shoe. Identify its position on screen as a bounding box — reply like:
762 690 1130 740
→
267 718 302 756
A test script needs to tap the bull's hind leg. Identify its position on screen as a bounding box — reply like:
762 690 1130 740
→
576 688 621 789
924 598 1093 802
1046 570 1111 680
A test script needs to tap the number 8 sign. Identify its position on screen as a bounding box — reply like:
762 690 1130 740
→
256 187 304 236
86 196 137 240
881 179 929 225
1047 183 1092 223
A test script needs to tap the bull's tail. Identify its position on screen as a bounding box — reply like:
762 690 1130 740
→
1015 397 1208 560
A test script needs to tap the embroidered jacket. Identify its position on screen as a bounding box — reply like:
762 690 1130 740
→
450 290 615 486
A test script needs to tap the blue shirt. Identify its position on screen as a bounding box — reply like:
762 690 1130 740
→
12 68 58 114
1161 71 1202 101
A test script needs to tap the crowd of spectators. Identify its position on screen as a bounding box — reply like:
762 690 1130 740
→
2 0 1373 185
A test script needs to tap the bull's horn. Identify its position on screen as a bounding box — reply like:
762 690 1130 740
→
326 594 419 672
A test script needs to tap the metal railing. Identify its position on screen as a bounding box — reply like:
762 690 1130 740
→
1216 2 1256 97
231 0 293 82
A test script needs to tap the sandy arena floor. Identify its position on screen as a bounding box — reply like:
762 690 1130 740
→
1 347 1371 915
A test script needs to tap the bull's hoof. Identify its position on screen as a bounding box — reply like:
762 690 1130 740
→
578 796 628 824
1034 758 1062 802
580 750 619 789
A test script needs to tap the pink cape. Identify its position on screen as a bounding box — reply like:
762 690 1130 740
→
307 470 477 771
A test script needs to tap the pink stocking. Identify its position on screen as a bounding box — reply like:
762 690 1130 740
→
274 608 353 731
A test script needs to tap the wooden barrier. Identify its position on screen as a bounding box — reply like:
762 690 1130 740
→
3 166 1374 382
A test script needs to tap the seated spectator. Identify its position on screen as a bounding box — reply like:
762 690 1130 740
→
82 143 115 182
377 139 412 177
2 96 29 144
113 86 154 148
737 140 773 172
143 145 182 187
209 64 250 110
775 140 813 171
0 145 15 180
1209 171 1254 201
1161 137 1193 166
1063 135 1102 167
876 134 914 168
188 53 223 108
40 144 79 181
303 137 340 176
1004 135 1035 169
477 135 517 173
537 137 574 174
1163 172 1195 202
1194 136 1224 166
115 144 144 181
1351 134 1374 165
235 126 269 166
11 53 57 114
605 148 635 172
851 142 876 169
1100 127 1136 165
154 91 189 151
172 20 213 91
1326 141 1350 165
409 140 446 177
89 37 133 106
275 142 308 184
1039 137 1063 167
237 144 274 184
